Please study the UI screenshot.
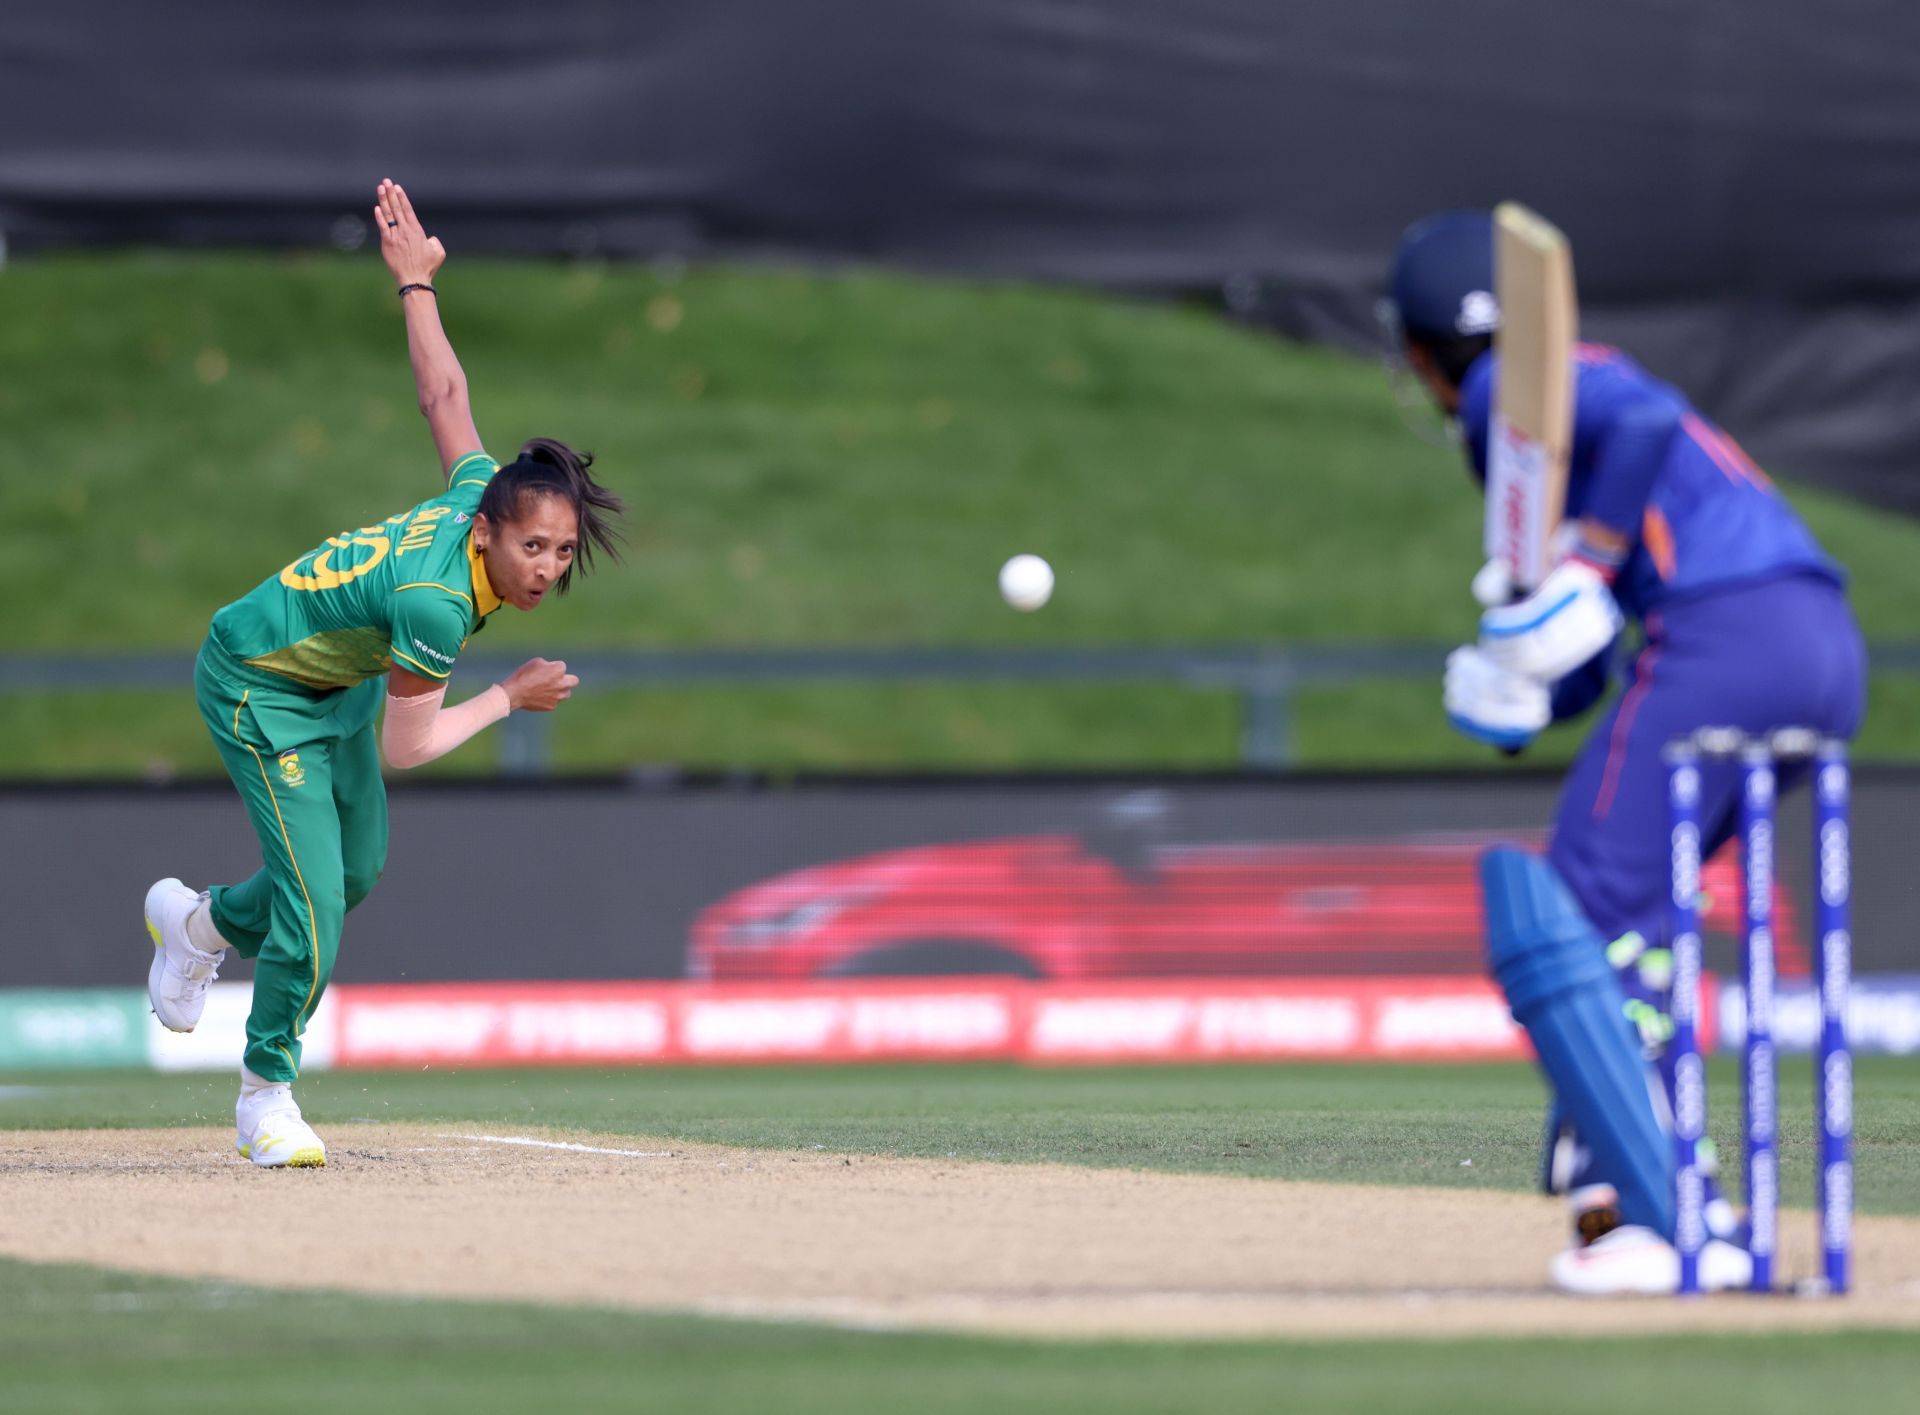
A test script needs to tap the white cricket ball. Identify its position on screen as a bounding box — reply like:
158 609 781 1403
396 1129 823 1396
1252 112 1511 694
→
998 554 1054 612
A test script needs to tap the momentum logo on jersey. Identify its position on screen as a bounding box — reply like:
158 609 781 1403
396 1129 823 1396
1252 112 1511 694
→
411 638 456 669
277 751 307 789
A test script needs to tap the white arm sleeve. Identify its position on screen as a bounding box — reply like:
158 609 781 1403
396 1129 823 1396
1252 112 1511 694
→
381 683 512 769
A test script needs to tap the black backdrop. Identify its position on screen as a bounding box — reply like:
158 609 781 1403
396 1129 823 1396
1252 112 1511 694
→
6 2 1920 506
6 773 1915 988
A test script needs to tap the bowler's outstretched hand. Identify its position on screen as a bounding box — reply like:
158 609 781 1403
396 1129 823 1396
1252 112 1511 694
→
376 178 445 289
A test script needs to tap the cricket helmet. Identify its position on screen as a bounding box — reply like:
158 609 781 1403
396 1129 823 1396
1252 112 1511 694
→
1385 210 1498 346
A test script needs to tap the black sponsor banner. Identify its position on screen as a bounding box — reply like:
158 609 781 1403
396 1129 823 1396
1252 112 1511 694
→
5 771 1913 988
5 2 1920 507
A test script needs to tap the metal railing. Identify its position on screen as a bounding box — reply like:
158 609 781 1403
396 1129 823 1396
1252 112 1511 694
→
7 642 1915 773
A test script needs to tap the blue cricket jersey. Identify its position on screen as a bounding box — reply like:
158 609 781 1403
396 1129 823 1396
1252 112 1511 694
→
1459 346 1842 623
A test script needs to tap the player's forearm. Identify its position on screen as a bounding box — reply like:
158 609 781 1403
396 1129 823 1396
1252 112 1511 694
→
1568 519 1633 579
402 291 469 418
381 683 511 769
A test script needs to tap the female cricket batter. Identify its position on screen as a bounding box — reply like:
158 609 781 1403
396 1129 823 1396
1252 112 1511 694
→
1384 211 1864 1293
142 180 623 1167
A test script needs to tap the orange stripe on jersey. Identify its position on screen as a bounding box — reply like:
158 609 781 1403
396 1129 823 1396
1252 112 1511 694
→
1714 423 1775 489
1642 506 1678 581
1575 342 1624 366
1684 412 1774 492
1594 636 1661 822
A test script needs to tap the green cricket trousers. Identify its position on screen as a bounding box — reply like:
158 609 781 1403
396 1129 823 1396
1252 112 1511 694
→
193 637 389 1081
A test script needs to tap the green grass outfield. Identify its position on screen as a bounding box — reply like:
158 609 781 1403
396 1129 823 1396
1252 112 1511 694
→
4 1256 1916 1415
5 253 1920 773
3 1060 1917 1413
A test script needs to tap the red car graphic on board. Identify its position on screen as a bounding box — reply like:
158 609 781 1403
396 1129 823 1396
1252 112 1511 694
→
687 823 1797 982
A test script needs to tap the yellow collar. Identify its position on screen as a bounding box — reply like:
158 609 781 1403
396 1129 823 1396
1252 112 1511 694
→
467 533 504 617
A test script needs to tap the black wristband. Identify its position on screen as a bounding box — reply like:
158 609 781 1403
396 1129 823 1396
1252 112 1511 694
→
398 283 437 299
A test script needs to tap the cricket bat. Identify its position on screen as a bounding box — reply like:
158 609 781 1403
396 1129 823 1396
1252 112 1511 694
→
1486 203 1576 592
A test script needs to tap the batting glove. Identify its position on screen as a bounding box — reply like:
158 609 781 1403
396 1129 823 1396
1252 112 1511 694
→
1477 558 1624 682
1444 645 1551 751
1470 559 1517 609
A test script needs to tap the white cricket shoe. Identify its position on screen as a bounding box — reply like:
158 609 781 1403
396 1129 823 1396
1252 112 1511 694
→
236 1084 327 1169
145 878 223 1032
1550 1224 1752 1296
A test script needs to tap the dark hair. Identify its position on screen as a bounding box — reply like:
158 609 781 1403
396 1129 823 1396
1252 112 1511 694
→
477 437 625 595
1408 330 1493 391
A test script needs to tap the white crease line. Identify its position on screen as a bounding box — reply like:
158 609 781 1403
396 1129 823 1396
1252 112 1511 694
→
437 1133 674 1158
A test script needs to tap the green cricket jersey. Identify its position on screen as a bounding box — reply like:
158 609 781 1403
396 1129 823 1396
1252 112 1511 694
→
210 450 504 696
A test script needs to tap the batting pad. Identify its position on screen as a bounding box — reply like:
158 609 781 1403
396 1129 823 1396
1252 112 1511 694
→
1481 848 1675 1238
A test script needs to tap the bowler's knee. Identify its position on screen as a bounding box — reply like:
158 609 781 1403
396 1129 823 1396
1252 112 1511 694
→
343 853 386 913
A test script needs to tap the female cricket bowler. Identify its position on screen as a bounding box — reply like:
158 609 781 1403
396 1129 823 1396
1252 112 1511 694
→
142 179 623 1167
1384 211 1864 1293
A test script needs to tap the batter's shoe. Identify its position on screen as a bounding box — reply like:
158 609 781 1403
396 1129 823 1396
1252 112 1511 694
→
236 1084 327 1169
145 878 223 1032
1549 1225 1751 1295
